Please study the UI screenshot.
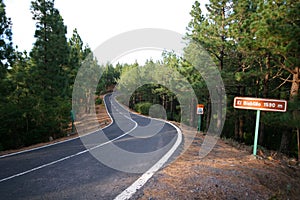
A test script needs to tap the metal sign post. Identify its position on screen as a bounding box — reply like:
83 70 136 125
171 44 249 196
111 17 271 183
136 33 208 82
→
197 104 204 132
198 115 201 132
233 97 287 156
253 110 261 155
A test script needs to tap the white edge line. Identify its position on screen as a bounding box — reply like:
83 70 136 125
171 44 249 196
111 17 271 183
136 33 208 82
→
0 94 114 159
0 93 181 192
114 121 182 200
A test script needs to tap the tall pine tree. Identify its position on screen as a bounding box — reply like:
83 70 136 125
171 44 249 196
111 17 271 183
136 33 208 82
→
0 0 15 150
30 0 69 99
0 0 13 70
0 0 14 98
67 28 85 96
29 0 70 139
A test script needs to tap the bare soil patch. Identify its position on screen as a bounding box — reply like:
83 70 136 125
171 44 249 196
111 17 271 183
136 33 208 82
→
132 131 300 200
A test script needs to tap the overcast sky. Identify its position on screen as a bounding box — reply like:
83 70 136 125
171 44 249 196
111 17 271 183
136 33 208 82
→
4 0 208 64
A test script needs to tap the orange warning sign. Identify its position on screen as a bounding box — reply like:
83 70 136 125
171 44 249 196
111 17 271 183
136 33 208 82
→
197 104 204 114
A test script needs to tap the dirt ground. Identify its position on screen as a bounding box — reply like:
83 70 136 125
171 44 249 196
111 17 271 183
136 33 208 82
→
132 131 300 200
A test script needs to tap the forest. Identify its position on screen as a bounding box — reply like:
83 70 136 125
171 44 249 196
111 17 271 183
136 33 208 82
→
0 0 299 159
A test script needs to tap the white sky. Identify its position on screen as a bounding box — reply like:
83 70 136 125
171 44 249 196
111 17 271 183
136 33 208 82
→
4 0 208 64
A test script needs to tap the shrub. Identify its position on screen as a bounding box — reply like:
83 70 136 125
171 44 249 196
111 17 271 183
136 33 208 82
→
95 97 102 105
134 102 152 115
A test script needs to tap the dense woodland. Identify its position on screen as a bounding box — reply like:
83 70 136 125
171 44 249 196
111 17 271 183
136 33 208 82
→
0 0 299 159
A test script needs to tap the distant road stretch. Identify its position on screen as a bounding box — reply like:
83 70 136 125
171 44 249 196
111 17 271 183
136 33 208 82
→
0 93 181 200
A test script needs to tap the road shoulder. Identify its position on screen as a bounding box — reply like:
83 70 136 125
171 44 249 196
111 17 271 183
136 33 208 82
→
132 132 300 199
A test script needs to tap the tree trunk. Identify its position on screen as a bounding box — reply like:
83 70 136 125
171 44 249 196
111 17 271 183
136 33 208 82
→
206 98 211 132
259 116 265 146
234 110 239 140
297 128 300 161
279 130 290 153
217 86 223 132
238 86 245 141
239 115 244 142
219 5 225 71
290 67 299 99
291 67 299 160
280 67 299 153
190 98 197 127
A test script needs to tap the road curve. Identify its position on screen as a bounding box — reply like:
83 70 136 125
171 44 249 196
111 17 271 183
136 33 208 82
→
0 94 181 200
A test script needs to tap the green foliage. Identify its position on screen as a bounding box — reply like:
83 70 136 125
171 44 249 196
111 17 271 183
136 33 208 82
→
0 0 14 105
134 102 152 115
66 28 87 96
184 0 300 156
28 0 71 137
96 63 121 94
95 97 102 105
0 0 14 71
30 0 70 98
0 0 299 158
116 59 192 121
0 0 82 151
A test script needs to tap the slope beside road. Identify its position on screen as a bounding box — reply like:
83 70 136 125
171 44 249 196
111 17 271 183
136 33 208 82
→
0 94 181 200
132 133 300 200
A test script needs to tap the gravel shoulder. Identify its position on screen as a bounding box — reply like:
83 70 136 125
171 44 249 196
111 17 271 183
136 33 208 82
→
132 131 300 200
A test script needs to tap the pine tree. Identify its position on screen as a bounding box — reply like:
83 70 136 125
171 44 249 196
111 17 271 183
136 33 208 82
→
186 0 232 132
0 0 14 71
30 0 69 99
0 0 15 150
187 0 234 70
247 0 300 155
0 0 14 98
229 0 264 142
29 0 70 138
67 28 85 96
1 52 34 149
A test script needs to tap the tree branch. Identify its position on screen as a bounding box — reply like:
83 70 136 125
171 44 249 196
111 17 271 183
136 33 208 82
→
279 59 295 75
271 74 292 92
271 68 283 80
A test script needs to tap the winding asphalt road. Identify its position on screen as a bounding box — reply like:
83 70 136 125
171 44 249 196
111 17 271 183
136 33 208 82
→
0 94 181 200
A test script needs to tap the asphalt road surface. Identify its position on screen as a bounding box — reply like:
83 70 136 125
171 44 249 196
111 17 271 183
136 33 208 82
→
0 94 181 200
